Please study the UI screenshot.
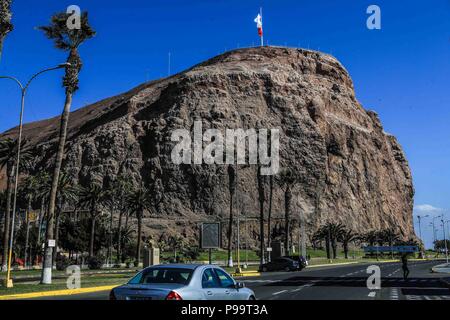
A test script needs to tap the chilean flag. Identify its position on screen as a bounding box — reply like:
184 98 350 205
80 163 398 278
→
254 13 263 37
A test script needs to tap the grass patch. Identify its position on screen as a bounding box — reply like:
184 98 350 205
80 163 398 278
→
0 274 132 296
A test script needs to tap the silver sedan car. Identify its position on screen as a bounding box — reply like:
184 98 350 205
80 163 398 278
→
110 264 256 300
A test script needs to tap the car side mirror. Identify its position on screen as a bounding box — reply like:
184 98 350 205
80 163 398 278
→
235 282 245 289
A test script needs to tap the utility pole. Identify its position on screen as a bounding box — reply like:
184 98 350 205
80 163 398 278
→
1 63 68 288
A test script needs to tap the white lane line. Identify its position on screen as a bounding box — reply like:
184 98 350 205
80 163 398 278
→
291 283 314 293
390 288 400 300
368 292 376 298
272 290 288 296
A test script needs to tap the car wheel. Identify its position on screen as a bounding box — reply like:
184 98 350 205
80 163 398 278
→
284 266 290 272
262 266 268 272
248 295 256 300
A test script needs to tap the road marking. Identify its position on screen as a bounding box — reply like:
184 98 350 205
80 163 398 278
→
272 290 288 296
368 292 376 298
390 288 400 300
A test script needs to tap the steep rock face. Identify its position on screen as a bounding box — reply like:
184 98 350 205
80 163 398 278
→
0 47 414 243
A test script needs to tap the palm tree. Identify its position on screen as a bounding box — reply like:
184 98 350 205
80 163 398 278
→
53 172 78 265
34 171 51 256
226 165 236 267
276 168 300 255
78 183 105 258
109 176 133 264
19 175 40 267
379 228 400 247
0 189 6 254
0 138 31 271
328 222 345 259
0 0 13 62
314 222 344 259
256 165 266 265
38 11 95 284
267 175 273 260
127 183 153 266
363 230 378 247
339 228 359 259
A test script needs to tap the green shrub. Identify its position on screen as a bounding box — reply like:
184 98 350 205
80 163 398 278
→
87 256 104 270
56 254 72 271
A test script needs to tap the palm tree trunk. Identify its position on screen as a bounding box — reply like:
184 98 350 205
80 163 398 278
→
135 211 142 266
284 187 291 255
52 209 61 266
257 166 265 266
116 210 123 264
89 213 96 258
1 167 14 271
343 242 349 259
325 236 331 259
122 212 130 263
24 198 32 268
332 241 337 259
41 92 73 284
108 205 113 266
266 176 273 260
227 193 234 267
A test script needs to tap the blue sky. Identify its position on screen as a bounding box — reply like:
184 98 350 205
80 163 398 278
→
0 1 449 248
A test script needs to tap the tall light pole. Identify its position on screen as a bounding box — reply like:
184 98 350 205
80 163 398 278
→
440 215 448 263
1 63 69 288
432 216 440 249
429 222 436 244
416 214 428 255
416 214 428 243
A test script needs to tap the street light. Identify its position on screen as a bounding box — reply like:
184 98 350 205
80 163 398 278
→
416 214 428 256
416 214 428 243
440 214 448 264
1 63 69 288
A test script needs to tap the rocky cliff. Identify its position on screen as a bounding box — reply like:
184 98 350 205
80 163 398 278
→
0 47 415 244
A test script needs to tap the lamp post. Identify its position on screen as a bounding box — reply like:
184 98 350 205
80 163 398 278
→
429 222 436 244
416 214 428 256
1 63 69 288
440 215 448 263
416 214 428 244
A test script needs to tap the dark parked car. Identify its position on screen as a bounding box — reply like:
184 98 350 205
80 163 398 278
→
259 257 299 272
284 255 307 270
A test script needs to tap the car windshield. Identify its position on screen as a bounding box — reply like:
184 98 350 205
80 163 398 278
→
128 268 194 285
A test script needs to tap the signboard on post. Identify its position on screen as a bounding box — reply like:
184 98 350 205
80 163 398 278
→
27 211 37 222
200 223 221 249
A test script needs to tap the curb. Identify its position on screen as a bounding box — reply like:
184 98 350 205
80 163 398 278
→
231 272 261 277
307 261 361 268
0 284 119 300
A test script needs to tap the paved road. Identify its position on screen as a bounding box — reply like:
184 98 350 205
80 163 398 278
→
31 260 450 300
244 260 450 300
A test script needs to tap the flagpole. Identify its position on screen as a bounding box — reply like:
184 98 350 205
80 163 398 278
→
260 7 264 47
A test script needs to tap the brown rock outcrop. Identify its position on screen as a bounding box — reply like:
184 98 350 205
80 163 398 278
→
0 47 414 244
